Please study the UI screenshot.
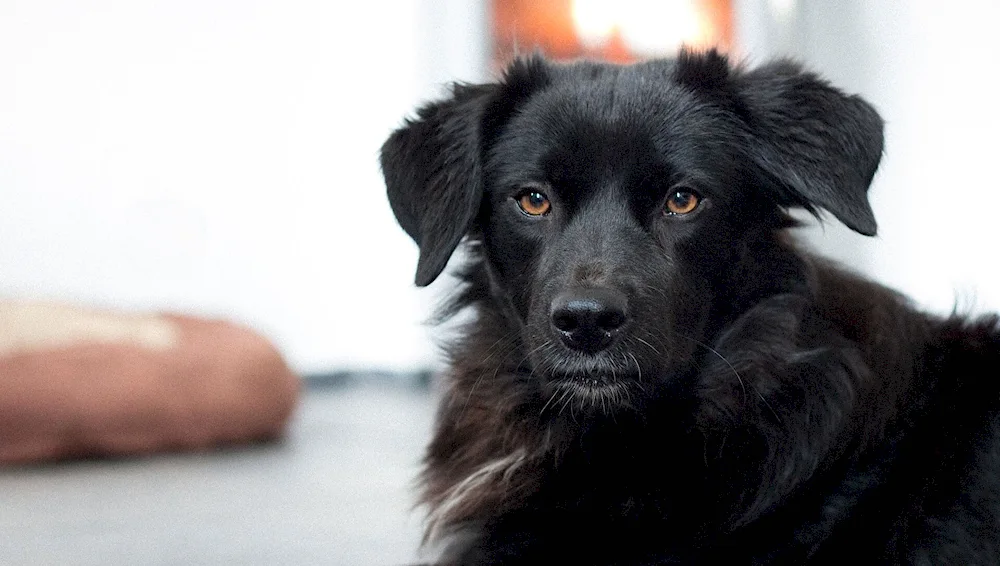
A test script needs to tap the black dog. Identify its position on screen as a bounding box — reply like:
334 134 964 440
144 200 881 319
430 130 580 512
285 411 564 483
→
380 49 1000 564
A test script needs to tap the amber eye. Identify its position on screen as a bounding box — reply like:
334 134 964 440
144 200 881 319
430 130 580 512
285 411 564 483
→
516 190 552 216
665 189 701 215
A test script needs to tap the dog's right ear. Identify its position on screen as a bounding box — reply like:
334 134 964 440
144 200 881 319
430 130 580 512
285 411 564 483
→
381 57 550 287
381 83 495 287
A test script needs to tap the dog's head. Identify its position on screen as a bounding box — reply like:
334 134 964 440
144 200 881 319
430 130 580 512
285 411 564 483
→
381 50 883 407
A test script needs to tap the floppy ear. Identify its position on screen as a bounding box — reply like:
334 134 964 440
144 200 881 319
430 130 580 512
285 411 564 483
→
381 83 496 287
677 50 883 235
734 59 884 235
381 56 550 286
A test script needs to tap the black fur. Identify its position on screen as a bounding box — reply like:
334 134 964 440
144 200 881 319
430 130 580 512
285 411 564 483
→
380 50 1000 565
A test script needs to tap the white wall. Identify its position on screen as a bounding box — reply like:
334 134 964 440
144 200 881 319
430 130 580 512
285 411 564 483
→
0 0 488 373
735 0 1000 314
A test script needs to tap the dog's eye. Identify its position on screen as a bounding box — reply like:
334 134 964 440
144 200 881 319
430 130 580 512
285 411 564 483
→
516 190 552 217
665 190 701 216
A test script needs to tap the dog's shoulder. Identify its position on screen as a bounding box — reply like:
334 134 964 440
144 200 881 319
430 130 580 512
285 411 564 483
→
800 256 1000 562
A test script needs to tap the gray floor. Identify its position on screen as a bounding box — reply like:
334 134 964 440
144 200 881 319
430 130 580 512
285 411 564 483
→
0 383 437 565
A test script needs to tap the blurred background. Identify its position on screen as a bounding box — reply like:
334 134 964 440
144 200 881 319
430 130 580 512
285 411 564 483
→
1 1 998 564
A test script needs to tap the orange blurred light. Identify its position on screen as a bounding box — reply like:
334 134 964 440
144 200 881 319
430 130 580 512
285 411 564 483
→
572 0 711 54
491 0 732 66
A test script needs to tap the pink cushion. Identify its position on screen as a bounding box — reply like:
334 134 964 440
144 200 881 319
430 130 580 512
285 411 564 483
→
0 303 299 464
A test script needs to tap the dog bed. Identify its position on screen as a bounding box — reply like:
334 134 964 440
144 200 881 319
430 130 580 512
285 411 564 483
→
0 301 300 465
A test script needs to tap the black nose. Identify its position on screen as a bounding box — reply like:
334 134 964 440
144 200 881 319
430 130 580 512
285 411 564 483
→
550 288 628 353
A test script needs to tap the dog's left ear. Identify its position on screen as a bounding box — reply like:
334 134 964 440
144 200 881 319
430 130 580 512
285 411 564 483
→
735 59 884 236
677 50 883 236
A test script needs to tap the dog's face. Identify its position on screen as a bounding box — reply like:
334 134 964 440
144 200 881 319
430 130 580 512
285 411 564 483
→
481 70 761 391
382 50 883 409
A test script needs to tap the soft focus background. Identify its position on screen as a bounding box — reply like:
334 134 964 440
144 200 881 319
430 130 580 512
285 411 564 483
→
1 1 998 564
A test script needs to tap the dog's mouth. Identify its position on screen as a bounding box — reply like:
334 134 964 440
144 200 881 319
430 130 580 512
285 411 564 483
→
540 373 639 416
528 340 645 383
534 352 646 414
550 372 622 394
